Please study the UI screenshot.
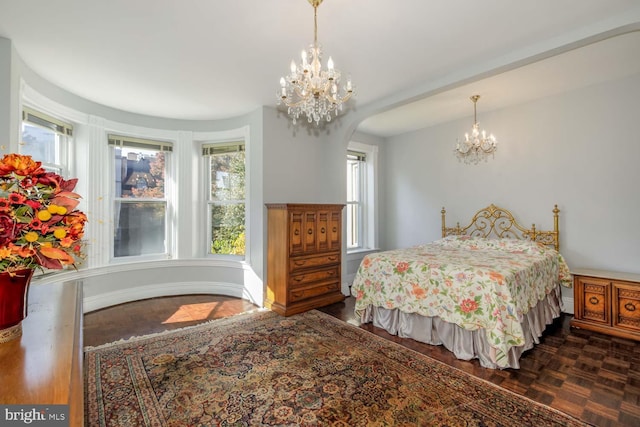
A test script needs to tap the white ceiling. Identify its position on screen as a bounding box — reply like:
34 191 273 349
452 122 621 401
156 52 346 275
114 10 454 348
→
1 0 639 137
359 30 640 137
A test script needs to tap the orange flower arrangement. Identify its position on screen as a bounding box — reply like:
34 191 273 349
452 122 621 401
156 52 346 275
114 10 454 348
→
0 153 87 273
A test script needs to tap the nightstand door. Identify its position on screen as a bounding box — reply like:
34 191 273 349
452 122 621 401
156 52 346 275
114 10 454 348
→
613 282 640 333
576 276 611 325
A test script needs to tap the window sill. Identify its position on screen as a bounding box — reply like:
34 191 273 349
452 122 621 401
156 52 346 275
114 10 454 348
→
346 248 380 260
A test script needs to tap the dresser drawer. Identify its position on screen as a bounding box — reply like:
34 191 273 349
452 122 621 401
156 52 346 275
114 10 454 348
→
289 281 340 303
289 266 339 287
290 252 340 272
614 283 640 332
577 276 610 325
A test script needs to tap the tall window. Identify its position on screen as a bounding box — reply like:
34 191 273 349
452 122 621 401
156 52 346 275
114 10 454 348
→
347 141 378 253
347 150 366 249
21 107 72 175
203 142 245 257
109 135 172 259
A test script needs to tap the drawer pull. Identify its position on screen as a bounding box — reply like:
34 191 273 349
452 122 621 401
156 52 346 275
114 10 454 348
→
308 229 313 235
625 302 636 312
328 256 337 261
321 227 326 234
294 276 304 282
589 296 599 305
294 229 300 236
294 260 306 266
333 227 337 232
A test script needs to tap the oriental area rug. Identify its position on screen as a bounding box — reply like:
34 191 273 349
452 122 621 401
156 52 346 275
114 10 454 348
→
84 310 588 426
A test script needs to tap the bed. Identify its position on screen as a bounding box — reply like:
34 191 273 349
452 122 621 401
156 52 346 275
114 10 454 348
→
351 204 572 369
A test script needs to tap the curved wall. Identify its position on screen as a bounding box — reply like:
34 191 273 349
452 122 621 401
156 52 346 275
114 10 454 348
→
5 44 267 313
78 259 264 312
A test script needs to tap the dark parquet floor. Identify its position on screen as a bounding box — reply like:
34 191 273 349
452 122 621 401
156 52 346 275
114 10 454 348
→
84 295 640 427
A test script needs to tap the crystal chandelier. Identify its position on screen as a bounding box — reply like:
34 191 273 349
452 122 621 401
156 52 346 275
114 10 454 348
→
277 0 354 125
454 95 497 164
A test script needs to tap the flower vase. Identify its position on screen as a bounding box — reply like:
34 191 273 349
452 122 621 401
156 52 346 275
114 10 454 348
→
0 269 34 343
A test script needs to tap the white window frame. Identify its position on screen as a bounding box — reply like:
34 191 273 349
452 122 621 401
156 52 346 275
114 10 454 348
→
108 134 174 262
347 149 365 250
20 106 73 177
201 140 247 261
347 141 378 253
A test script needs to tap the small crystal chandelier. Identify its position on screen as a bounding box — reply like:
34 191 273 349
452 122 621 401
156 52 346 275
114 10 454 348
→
277 0 355 125
454 95 497 164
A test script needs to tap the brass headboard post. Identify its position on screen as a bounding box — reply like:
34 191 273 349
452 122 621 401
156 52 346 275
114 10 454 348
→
553 204 560 251
530 224 537 242
442 207 462 237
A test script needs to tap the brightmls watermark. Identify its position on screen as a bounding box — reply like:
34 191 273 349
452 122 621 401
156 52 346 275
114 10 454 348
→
0 405 68 426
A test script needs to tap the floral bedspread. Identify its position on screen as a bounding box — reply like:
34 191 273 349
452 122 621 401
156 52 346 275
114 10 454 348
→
351 236 572 368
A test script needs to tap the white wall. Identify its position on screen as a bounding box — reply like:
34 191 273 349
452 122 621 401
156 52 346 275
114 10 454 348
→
382 72 640 308
0 38 20 147
262 107 350 205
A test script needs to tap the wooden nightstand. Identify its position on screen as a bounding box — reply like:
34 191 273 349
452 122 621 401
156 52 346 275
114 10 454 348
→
571 268 640 340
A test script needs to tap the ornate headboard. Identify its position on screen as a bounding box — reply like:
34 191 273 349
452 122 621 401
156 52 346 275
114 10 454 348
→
441 204 560 251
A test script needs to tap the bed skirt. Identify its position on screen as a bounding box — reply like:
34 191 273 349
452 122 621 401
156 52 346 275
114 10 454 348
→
358 284 563 369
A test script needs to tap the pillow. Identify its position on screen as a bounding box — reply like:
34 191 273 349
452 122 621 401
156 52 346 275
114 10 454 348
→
435 235 550 254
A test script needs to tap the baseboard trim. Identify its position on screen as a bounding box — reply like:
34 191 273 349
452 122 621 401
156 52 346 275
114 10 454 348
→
562 296 574 315
83 281 248 313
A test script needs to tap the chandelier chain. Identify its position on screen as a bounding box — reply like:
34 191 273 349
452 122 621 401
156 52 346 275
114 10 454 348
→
313 2 318 46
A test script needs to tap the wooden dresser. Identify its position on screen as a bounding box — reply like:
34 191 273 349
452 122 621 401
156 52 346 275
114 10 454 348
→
265 203 345 316
0 280 84 426
571 268 640 341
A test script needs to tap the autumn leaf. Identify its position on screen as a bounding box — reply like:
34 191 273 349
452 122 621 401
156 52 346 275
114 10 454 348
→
39 246 75 264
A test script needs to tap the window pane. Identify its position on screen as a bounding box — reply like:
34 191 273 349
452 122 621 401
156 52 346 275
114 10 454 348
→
347 157 363 249
21 123 60 164
347 203 360 248
113 142 169 259
115 148 166 199
211 204 245 255
347 159 360 202
210 150 245 201
114 201 166 257
207 144 245 258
